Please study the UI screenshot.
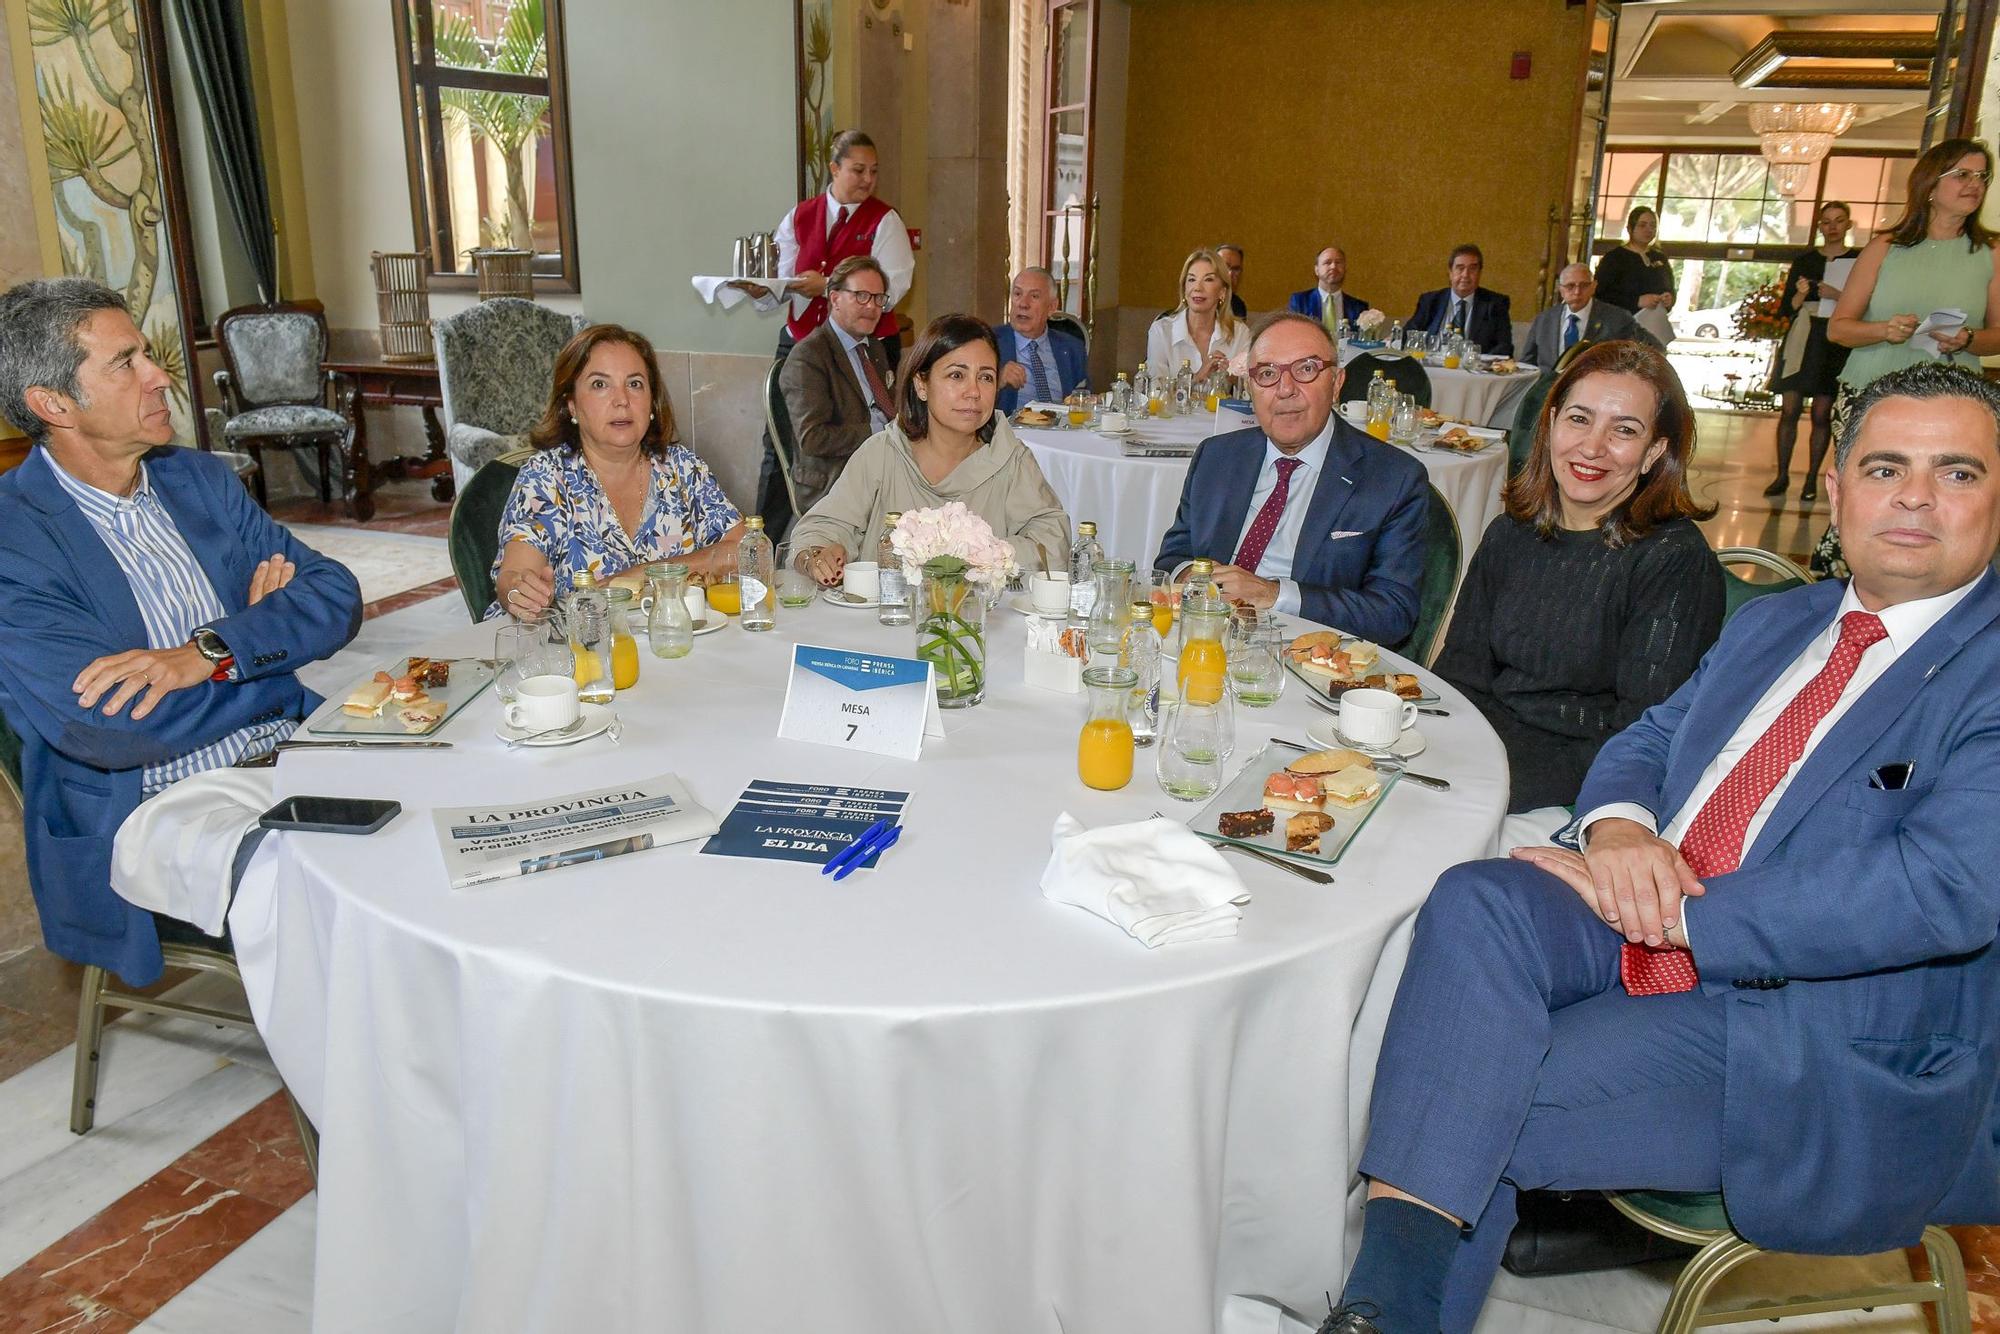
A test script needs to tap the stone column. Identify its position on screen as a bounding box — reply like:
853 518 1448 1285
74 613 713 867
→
923 0 1011 326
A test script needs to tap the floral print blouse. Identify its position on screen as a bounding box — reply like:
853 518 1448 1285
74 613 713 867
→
489 444 741 614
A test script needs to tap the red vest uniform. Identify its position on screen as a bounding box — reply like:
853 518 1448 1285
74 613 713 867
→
787 193 900 343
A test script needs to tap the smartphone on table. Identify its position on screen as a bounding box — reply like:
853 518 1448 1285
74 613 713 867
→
258 795 402 835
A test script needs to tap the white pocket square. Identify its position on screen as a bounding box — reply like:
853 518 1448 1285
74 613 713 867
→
1326 530 1364 541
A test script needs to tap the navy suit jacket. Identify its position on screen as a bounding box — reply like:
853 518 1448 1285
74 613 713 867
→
0 446 361 984
1565 574 2000 1254
1287 289 1370 325
1410 285 1514 356
1153 419 1428 644
994 324 1088 416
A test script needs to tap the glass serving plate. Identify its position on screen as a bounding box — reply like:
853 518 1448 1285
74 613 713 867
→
1283 656 1440 710
1183 741 1401 867
307 657 496 736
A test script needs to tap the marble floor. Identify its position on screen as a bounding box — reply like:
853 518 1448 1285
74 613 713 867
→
0 436 1994 1331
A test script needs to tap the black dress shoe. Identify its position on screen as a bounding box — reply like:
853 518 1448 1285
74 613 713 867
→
1800 480 1819 502
1762 475 1789 497
1317 1299 1384 1334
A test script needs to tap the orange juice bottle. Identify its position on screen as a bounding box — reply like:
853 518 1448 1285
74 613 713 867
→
607 589 640 690
1078 667 1138 790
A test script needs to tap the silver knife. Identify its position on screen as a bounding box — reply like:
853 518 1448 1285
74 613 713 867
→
276 738 454 751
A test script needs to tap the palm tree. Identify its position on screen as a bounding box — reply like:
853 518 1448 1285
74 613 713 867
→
435 0 547 251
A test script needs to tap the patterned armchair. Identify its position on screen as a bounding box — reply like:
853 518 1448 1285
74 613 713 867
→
432 299 587 490
212 303 356 508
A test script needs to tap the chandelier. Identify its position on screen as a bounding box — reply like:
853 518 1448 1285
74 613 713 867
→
1748 103 1859 196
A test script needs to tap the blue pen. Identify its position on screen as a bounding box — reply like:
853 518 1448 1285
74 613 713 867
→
821 819 891 877
832 824 901 881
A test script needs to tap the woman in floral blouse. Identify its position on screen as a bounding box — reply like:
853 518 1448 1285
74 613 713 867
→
490 324 742 618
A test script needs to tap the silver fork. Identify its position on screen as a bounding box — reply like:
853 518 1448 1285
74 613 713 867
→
1155 812 1334 885
505 716 588 750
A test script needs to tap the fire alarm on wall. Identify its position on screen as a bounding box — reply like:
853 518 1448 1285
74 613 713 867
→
908 228 923 252
1511 50 1531 79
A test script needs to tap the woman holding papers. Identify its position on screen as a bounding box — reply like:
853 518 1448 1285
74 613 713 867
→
1815 138 2000 571
1764 201 1860 499
490 325 745 618
789 314 1071 585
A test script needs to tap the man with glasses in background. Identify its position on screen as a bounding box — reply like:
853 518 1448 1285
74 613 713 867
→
1154 313 1428 644
780 256 898 513
995 267 1089 416
1518 262 1657 371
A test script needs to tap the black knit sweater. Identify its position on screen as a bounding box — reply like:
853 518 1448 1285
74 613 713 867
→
1435 515 1725 812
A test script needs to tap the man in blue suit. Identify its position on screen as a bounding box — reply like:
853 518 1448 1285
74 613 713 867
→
1287 245 1370 333
1319 360 2000 1334
1409 243 1514 356
994 267 1088 416
1153 313 1427 645
0 278 361 987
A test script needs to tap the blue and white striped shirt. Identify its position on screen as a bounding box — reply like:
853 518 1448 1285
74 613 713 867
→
48 457 294 793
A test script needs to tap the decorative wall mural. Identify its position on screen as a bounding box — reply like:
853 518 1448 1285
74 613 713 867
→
28 0 191 430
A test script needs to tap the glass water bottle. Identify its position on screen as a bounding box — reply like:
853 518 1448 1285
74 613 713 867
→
738 515 776 631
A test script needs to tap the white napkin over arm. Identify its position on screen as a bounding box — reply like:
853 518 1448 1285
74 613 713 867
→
1040 813 1248 946
111 767 276 936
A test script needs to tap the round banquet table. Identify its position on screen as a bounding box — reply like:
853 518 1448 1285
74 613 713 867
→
1336 342 1540 427
229 604 1507 1334
1019 417 1508 584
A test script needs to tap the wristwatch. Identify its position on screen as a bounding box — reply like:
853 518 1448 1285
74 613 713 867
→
191 626 235 682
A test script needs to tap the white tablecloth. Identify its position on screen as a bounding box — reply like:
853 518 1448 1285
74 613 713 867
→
230 609 1506 1333
1019 420 1508 582
1337 344 1539 427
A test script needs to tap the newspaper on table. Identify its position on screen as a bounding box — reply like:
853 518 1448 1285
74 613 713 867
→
433 773 718 888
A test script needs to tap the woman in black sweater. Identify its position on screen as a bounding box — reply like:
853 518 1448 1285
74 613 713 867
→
1594 207 1677 316
1435 340 1723 813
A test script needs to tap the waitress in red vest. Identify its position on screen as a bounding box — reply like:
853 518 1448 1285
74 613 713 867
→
773 129 915 374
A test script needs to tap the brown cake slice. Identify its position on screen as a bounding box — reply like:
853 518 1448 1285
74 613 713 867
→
1218 808 1275 838
1285 811 1335 854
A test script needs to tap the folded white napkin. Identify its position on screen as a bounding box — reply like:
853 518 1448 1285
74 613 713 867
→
111 766 276 936
1040 813 1248 946
687 274 797 312
1918 307 1969 359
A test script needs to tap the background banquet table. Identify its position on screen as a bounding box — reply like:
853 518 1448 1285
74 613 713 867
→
1335 342 1540 426
229 604 1507 1334
1018 413 1508 585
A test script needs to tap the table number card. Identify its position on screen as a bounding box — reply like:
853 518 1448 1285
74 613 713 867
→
778 644 944 760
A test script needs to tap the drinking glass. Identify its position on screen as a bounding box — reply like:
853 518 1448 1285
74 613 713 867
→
1156 699 1228 802
495 615 570 704
1405 329 1428 359
1389 393 1420 447
775 542 817 608
1462 342 1483 373
1226 613 1287 708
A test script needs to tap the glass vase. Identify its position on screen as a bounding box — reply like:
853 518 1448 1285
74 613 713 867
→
913 566 990 708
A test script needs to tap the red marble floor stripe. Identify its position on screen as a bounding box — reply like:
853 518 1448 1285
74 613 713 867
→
361 574 463 623
4 1092 312 1324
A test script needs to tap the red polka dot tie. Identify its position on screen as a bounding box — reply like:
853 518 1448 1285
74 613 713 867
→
1232 457 1303 573
1623 609 1888 996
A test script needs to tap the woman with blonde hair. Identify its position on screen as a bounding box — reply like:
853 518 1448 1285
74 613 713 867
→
489 323 743 619
1145 248 1250 381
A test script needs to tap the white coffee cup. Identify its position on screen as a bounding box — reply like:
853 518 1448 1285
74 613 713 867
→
843 560 881 601
682 586 708 628
504 674 580 733
1030 571 1072 614
1339 686 1416 748
1099 410 1128 433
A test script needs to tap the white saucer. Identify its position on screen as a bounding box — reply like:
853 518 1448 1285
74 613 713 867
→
690 617 728 636
1007 592 1074 617
822 588 883 610
1305 718 1427 759
495 702 616 747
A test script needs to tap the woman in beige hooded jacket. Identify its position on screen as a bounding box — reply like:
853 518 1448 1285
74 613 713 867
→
790 315 1072 583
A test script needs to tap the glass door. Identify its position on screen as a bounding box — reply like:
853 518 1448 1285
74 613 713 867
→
1041 0 1096 323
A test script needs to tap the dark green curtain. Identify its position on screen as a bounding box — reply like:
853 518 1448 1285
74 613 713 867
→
169 0 278 304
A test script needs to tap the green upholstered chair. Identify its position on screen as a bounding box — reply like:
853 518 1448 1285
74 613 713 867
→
1554 338 1596 373
763 359 803 521
1401 482 1462 668
1509 366 1562 477
0 711 317 1172
1717 546 1811 627
1607 1190 1970 1334
1338 352 1433 408
448 447 534 621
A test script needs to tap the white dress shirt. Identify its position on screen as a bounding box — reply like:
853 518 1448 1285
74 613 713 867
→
831 321 891 432
1582 574 1985 859
773 189 916 314
1229 415 1335 618
1146 310 1251 377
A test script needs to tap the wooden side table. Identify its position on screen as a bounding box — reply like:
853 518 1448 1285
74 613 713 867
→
323 329 456 521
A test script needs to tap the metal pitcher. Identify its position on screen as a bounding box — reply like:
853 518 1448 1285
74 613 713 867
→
731 236 752 278
751 232 778 278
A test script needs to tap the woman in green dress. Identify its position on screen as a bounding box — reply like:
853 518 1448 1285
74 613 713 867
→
1812 137 2000 575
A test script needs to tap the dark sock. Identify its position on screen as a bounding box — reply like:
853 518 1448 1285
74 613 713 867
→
1337 1196 1463 1332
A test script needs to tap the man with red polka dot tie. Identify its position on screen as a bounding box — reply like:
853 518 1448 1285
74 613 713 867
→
1313 362 2000 1334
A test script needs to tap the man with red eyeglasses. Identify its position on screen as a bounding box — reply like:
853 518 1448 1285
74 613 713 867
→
1153 313 1428 645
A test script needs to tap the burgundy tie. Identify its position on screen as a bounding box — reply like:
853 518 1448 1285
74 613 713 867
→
1233 457 1303 573
833 205 850 235
1622 610 1889 996
858 342 895 420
